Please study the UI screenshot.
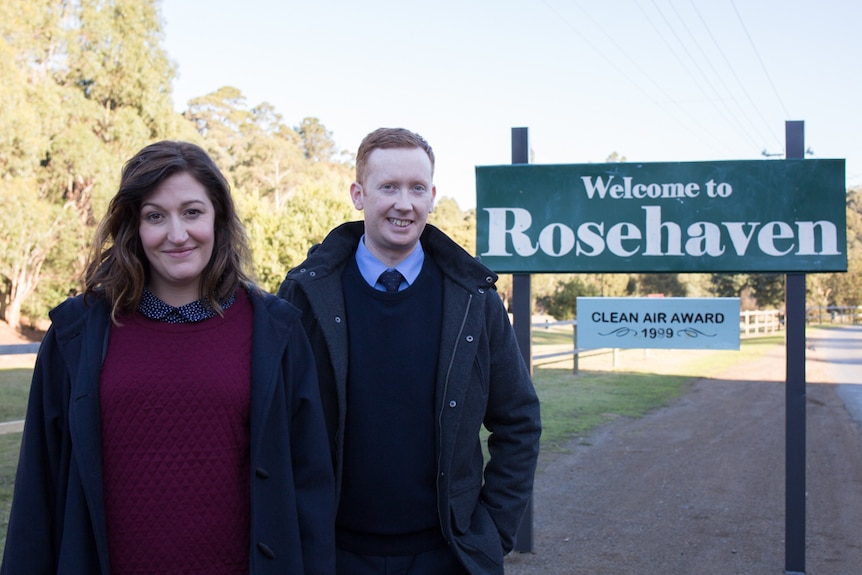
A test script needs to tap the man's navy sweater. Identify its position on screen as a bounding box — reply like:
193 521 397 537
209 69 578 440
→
336 256 444 555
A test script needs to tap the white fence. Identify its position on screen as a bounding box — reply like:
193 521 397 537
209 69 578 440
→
805 305 862 325
739 310 783 336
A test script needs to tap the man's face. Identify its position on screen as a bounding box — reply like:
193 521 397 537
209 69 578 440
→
351 147 436 266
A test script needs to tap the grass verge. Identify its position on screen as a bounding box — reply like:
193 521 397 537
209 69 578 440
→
535 369 690 454
0 433 21 561
0 369 31 422
0 364 30 561
533 335 784 456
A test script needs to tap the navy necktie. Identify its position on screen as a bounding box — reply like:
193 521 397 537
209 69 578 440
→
378 269 404 293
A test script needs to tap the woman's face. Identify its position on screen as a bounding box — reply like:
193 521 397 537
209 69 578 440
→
138 172 215 306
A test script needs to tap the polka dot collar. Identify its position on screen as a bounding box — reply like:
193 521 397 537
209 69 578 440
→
138 288 237 324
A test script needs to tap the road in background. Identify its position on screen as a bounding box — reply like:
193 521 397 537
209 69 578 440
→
808 325 862 426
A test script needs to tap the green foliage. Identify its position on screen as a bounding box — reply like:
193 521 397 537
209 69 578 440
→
709 273 747 298
747 274 785 308
0 43 44 178
182 87 356 293
710 273 784 308
825 189 862 306
0 0 177 328
635 273 687 297
538 277 601 320
236 183 354 294
183 86 255 167
534 274 632 320
296 117 342 163
676 273 714 297
0 180 74 326
429 198 475 255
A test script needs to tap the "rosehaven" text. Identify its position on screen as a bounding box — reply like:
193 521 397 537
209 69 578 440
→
481 206 841 258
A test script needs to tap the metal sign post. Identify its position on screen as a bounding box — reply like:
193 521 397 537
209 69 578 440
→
784 120 807 575
511 127 534 553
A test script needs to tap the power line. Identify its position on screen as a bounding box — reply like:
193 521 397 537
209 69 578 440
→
729 0 791 119
674 0 782 149
692 0 782 148
549 0 733 155
644 0 764 152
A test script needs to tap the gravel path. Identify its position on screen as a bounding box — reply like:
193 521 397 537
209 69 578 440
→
505 338 862 575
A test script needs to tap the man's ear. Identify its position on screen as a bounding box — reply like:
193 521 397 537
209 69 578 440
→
350 182 363 211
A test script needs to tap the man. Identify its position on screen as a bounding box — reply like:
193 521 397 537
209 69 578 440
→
278 127 541 575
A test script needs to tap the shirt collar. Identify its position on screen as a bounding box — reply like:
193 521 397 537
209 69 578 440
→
355 235 425 290
138 288 236 324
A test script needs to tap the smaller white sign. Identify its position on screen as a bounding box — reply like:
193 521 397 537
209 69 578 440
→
576 297 741 350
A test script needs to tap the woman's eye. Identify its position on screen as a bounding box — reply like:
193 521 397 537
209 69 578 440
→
144 212 162 222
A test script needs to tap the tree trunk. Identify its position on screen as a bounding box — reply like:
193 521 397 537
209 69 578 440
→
3 297 22 332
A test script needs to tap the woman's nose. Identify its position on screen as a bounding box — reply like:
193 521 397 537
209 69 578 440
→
167 218 188 243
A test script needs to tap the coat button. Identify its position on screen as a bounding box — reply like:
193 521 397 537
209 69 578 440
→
257 542 276 559
309 270 317 277
477 288 485 294
465 335 474 343
255 467 270 479
449 400 457 408
335 316 342 323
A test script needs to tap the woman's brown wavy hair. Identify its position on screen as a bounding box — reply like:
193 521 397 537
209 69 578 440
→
84 140 254 324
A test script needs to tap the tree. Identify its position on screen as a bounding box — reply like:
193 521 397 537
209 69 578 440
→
677 273 714 297
183 86 251 169
182 89 357 293
822 189 862 306
429 198 475 255
71 0 178 140
0 181 75 327
710 274 747 297
232 104 306 210
635 273 687 297
747 274 784 309
296 117 340 163
537 277 601 320
0 0 178 329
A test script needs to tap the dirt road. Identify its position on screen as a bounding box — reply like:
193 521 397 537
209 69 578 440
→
505 333 862 575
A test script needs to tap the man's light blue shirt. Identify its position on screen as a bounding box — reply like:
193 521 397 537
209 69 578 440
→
355 234 424 292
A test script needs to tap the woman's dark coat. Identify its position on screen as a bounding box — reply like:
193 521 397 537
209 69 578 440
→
1 288 335 575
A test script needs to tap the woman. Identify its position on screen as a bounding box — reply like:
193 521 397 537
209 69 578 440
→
1 141 335 574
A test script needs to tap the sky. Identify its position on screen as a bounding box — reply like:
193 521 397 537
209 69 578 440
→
160 0 861 210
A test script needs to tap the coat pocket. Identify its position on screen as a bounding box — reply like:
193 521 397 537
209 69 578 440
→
450 496 505 571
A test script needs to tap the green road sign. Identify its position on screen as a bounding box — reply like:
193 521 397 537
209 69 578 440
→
476 159 846 273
